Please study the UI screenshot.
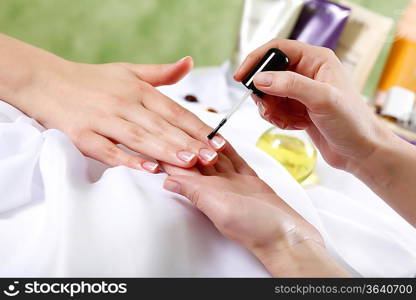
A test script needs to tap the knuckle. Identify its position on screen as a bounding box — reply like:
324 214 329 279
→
189 189 201 207
102 146 121 165
280 72 296 91
108 95 126 107
313 84 339 110
316 46 336 58
269 37 282 45
147 115 169 136
126 126 144 144
70 127 89 144
326 85 342 107
170 103 189 118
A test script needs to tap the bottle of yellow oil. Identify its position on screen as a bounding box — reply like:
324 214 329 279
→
256 128 317 183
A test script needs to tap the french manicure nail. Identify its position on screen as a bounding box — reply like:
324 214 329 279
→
142 161 159 172
164 180 181 194
177 151 196 163
254 73 273 86
199 148 218 162
209 135 226 150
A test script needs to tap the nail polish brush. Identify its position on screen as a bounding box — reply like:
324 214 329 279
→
207 48 290 139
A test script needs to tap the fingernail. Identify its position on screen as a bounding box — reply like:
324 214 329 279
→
164 180 181 194
177 151 196 163
209 135 226 150
257 101 266 116
233 65 242 78
142 161 159 172
177 56 190 63
254 72 273 86
199 148 218 162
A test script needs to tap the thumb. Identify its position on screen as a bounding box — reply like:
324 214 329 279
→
163 175 202 206
253 71 337 113
163 176 225 222
124 56 193 86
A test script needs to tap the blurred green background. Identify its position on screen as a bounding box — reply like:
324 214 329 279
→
0 0 412 97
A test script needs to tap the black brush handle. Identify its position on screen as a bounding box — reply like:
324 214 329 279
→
241 48 290 97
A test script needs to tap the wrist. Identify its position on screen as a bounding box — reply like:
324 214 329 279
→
347 123 411 192
0 34 68 111
253 239 350 277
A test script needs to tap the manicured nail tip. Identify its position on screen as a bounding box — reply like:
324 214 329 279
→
177 151 197 163
142 161 159 172
164 180 181 194
199 149 218 162
210 136 226 150
178 56 191 62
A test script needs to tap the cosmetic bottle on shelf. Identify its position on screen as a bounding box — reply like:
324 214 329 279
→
374 0 416 109
335 1 393 94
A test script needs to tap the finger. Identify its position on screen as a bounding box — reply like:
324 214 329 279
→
122 106 220 166
140 88 227 152
123 56 193 86
253 71 337 113
233 39 336 81
77 132 159 173
197 165 217 176
255 97 310 130
222 144 257 176
161 162 201 176
92 117 200 168
164 176 203 207
213 153 236 173
164 176 227 222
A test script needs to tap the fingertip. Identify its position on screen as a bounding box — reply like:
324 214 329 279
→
177 151 198 168
141 161 160 173
198 148 218 166
208 135 227 152
233 72 242 82
176 56 193 70
163 178 182 194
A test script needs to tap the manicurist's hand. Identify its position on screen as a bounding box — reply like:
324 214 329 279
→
163 145 349 277
234 39 416 227
0 34 225 173
234 39 391 172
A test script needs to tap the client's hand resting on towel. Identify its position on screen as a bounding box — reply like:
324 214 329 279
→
0 34 225 173
163 145 349 277
235 39 416 227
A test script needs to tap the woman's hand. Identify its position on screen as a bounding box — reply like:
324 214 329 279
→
162 145 349 276
233 39 393 172
234 39 416 227
0 34 225 173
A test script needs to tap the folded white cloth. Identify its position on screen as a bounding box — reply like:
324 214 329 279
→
0 66 415 277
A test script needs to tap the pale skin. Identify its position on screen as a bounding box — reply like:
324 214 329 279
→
164 39 416 276
0 34 226 173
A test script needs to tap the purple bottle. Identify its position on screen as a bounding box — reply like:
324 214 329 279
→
290 0 350 50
